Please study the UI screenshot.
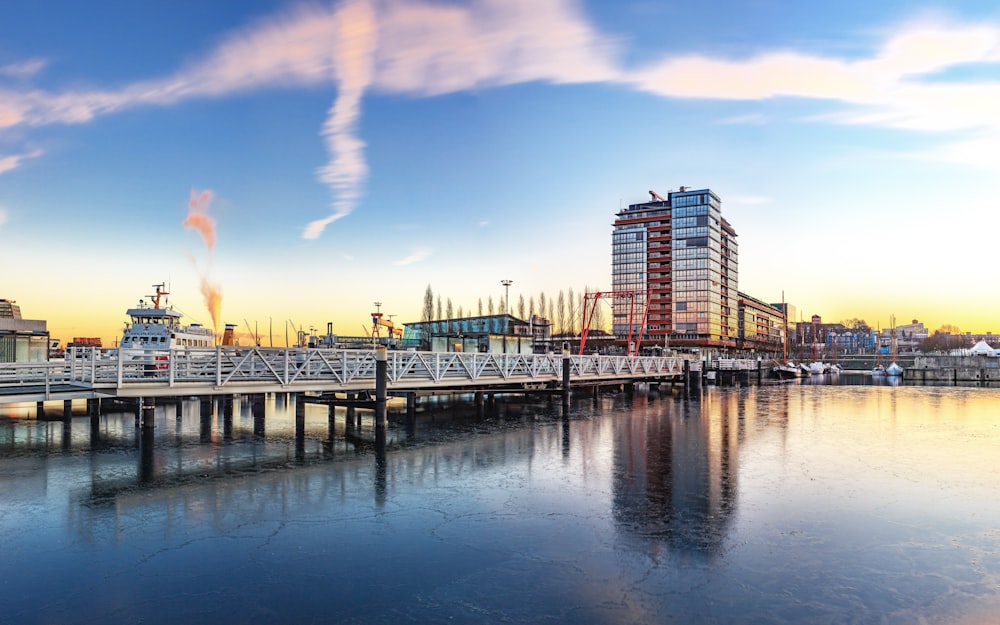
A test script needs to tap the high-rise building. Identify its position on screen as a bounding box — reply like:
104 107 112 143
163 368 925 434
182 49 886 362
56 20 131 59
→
611 187 739 350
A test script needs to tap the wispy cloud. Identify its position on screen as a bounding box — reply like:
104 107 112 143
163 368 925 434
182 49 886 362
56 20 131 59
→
910 137 1000 172
717 113 767 125
307 0 377 240
0 58 46 79
2 3 999 235
393 247 431 266
728 195 772 206
0 149 43 175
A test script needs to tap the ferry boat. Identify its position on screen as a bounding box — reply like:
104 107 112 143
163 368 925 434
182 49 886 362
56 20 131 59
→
120 284 214 356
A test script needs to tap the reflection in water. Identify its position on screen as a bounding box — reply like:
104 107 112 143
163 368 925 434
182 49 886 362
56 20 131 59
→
2 384 1000 624
613 395 730 557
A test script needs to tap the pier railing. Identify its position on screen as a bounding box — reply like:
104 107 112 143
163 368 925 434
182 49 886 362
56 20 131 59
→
1 347 696 401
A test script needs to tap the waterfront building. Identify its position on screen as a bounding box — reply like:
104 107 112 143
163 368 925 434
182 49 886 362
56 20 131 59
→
611 187 741 352
0 298 49 363
737 292 784 353
403 314 550 354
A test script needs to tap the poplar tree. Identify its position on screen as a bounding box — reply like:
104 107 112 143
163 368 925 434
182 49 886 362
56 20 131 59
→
567 287 576 334
422 285 434 322
557 291 566 336
518 294 526 320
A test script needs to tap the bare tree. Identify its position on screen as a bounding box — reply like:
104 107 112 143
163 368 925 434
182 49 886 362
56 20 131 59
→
422 285 434 322
557 290 566 336
528 296 535 317
538 292 547 322
436 296 442 322
567 287 576 334
477 298 483 316
488 296 495 316
517 294 526 320
446 298 453 320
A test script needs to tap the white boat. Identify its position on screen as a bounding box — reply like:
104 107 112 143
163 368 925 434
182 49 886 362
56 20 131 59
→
809 361 829 374
120 284 214 362
772 361 799 380
872 364 886 376
885 316 903 377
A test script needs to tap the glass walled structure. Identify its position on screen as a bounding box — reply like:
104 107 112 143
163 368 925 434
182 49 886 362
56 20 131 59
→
0 299 49 362
611 188 739 351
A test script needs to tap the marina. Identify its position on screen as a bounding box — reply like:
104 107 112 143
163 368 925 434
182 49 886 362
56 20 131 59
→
3 380 1000 624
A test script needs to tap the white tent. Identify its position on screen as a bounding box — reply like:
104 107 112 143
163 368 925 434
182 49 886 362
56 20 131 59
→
969 340 997 356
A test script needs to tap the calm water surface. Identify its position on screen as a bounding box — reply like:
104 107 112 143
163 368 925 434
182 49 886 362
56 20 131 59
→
2 382 999 624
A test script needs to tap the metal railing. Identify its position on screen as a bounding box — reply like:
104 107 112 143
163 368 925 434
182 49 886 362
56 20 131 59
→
0 347 696 401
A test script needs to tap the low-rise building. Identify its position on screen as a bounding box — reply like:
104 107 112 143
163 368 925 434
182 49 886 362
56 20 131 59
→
0 298 50 363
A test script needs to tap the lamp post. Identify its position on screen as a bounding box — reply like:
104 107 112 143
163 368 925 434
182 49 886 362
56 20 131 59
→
501 279 512 353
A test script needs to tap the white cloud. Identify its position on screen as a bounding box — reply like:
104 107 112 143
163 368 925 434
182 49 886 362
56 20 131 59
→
0 149 43 175
909 136 1000 172
728 195 772 206
0 58 46 78
716 113 767 125
3 2 1000 237
393 247 431 266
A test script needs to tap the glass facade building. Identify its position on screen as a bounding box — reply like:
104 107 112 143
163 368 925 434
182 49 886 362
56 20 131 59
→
0 298 50 363
611 188 739 350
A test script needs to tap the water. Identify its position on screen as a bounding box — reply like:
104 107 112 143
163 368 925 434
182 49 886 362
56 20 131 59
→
2 382 1000 624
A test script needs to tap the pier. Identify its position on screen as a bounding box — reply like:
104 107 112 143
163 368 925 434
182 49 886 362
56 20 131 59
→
0 346 698 408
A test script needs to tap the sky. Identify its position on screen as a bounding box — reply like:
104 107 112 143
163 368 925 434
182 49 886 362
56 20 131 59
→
2 0 1000 346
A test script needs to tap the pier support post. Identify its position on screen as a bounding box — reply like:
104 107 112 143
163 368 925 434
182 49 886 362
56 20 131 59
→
683 359 691 398
36 401 45 420
375 345 388 429
295 396 306 463
406 392 416 422
141 397 155 430
63 399 73 420
252 395 265 438
561 345 571 409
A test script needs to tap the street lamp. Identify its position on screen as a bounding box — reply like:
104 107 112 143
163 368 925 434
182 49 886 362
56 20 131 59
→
501 279 512 353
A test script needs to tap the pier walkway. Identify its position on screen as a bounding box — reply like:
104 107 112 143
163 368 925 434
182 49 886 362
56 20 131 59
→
0 347 697 404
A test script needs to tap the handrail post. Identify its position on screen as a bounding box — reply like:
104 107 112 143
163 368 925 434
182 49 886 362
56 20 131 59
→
215 346 221 387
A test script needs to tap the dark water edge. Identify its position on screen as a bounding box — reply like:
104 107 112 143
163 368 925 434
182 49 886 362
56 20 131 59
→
2 381 1000 624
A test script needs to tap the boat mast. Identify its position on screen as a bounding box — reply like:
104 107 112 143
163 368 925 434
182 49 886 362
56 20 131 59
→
149 283 168 309
782 291 788 362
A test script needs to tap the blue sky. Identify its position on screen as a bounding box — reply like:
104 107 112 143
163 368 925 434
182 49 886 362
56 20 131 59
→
2 0 1000 345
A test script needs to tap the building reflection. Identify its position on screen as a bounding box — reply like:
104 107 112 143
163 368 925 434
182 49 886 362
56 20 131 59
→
612 389 742 558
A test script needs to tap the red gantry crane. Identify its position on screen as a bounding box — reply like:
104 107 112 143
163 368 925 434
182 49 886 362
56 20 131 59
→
579 289 651 357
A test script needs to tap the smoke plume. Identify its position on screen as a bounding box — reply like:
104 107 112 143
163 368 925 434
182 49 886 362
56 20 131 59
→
183 188 223 335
